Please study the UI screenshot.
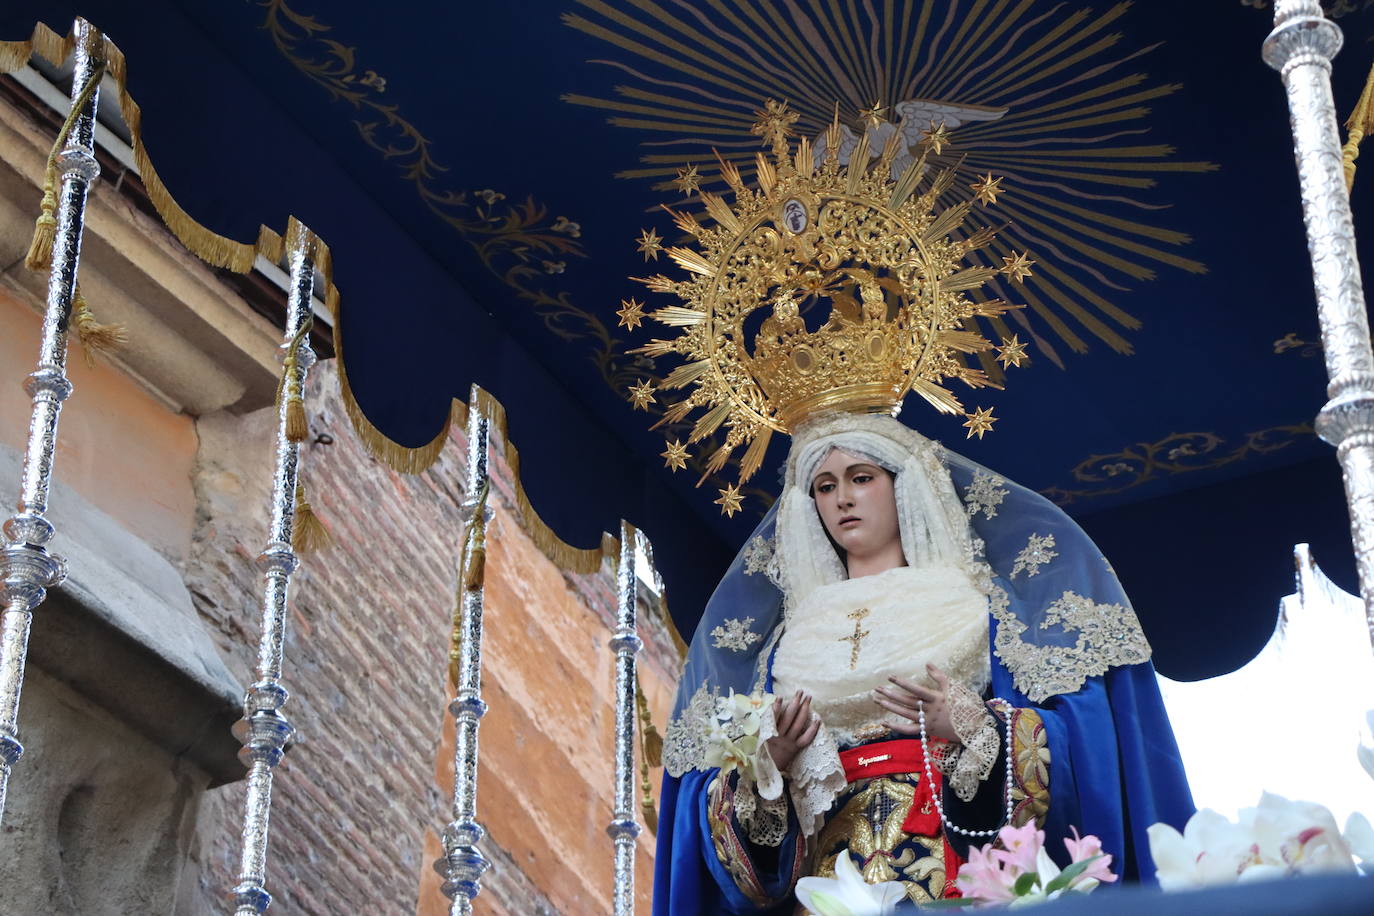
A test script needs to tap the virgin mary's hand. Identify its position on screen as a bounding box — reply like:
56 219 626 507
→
872 663 959 743
766 690 819 773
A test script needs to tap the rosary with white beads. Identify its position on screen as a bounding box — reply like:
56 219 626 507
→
916 697 1016 838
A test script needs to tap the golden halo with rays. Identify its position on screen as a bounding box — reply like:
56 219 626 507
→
624 101 1025 511
563 0 1216 372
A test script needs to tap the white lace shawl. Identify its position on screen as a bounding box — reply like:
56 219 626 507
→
769 412 992 836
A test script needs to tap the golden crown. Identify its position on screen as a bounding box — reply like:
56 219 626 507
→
622 100 1031 515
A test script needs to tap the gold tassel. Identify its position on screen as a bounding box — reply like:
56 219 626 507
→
449 479 491 687
636 682 662 833
24 173 56 272
636 682 663 767
462 481 490 591
277 321 312 442
71 284 127 363
1343 60 1374 192
292 484 332 554
639 759 659 834
285 395 309 443
25 59 106 273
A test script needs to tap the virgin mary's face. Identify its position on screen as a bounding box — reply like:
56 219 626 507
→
810 448 902 562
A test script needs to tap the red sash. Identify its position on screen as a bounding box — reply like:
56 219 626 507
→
837 738 964 897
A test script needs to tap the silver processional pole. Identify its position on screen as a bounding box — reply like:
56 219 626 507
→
230 225 318 914
1264 1 1374 647
435 387 492 915
609 521 644 915
0 18 103 823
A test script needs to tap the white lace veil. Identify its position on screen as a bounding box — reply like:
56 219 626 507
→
775 411 983 610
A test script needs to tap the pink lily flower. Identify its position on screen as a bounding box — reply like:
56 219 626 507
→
1063 827 1118 884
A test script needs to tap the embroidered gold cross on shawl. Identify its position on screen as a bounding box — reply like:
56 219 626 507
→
840 608 871 670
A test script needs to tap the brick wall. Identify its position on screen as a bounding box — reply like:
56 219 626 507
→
182 361 679 914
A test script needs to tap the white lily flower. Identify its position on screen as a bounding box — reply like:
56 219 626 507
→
1152 793 1364 890
1148 809 1256 889
705 691 777 779
1242 792 1356 876
1004 847 1068 907
1357 711 1374 789
1345 812 1374 867
1359 743 1374 785
1034 845 1061 885
718 689 774 723
795 852 906 916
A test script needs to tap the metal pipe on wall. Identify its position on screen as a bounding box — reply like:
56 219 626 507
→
1264 1 1374 646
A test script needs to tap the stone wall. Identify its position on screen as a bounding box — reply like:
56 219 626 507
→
183 362 678 914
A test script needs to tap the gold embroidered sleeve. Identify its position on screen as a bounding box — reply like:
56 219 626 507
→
1006 707 1050 828
706 775 804 907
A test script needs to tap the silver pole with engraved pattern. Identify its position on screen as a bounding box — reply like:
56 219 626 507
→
0 18 102 824
1265 1 1374 645
435 388 492 916
610 522 644 915
230 227 317 914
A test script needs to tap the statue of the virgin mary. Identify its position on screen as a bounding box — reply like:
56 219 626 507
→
653 412 1194 912
621 100 1195 913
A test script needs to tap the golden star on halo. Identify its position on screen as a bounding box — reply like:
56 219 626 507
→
628 379 656 410
859 101 887 130
661 439 688 472
996 334 1029 369
963 406 997 440
636 227 663 261
673 164 702 196
920 120 951 155
971 173 1004 206
1000 251 1036 283
617 298 645 330
715 483 744 517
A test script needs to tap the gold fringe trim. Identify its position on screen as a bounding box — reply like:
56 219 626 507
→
3 21 694 654
471 386 614 576
1344 59 1374 192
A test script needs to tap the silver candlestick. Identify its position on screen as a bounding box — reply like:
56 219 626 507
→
0 18 102 825
230 225 317 914
609 521 644 916
1265 1 1374 645
435 387 492 916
